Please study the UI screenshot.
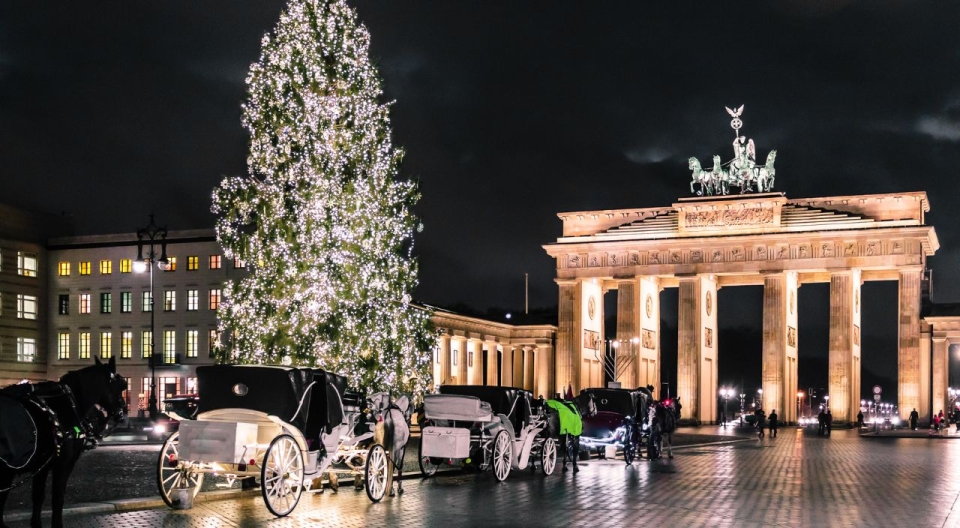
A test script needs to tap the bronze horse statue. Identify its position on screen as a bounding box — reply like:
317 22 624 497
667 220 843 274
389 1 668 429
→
0 356 126 528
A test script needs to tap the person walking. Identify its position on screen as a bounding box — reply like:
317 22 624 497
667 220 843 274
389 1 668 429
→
825 410 833 436
756 409 766 439
817 409 826 436
768 410 779 438
938 410 946 434
857 410 864 429
953 408 960 433
909 408 919 431
934 412 942 436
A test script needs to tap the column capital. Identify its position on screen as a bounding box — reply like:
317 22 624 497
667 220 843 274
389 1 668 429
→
555 278 579 286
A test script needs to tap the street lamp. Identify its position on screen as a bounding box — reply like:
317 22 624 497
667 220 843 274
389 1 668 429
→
797 391 804 422
719 388 730 427
135 214 169 420
757 388 763 410
824 394 830 411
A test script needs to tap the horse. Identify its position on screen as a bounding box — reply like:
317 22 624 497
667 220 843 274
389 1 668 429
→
648 397 680 460
756 150 777 192
545 391 596 474
688 157 714 196
0 356 126 528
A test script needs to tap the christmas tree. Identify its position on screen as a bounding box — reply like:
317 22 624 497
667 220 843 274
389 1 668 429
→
212 0 433 395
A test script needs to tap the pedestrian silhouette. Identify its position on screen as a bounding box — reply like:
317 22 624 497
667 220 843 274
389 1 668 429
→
768 410 778 438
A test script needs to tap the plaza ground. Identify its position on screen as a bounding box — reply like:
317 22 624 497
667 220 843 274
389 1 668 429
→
6 426 960 527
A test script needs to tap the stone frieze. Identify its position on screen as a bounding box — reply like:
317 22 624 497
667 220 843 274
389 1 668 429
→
684 207 774 228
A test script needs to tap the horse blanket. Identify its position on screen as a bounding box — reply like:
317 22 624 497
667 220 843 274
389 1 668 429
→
545 400 581 436
0 393 39 470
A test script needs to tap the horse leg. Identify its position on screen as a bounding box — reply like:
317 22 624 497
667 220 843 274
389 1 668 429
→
50 451 80 528
561 435 568 472
0 469 15 528
30 466 49 528
572 436 579 473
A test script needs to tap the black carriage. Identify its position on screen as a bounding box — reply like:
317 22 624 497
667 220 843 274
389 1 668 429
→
579 387 653 464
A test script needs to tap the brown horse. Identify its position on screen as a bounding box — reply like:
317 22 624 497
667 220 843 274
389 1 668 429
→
0 356 126 528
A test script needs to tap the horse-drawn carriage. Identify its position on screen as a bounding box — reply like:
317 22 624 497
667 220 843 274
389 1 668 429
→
157 364 410 517
418 385 558 481
579 387 653 464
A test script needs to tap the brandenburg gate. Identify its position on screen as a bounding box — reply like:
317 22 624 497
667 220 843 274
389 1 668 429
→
543 107 940 424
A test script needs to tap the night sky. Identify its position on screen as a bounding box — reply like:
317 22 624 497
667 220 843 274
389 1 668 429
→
3 2 959 399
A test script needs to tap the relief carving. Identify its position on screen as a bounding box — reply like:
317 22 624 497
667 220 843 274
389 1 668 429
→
629 253 641 265
731 248 744 261
670 251 682 264
589 255 599 267
777 246 788 259
649 251 661 264
854 325 860 346
641 328 656 349
609 254 619 266
788 326 797 348
684 207 775 228
892 241 904 254
704 327 713 348
821 243 834 257
712 250 723 262
798 245 810 258
691 250 703 263
756 246 768 260
583 329 600 350
866 242 878 256
569 255 580 268
843 243 856 256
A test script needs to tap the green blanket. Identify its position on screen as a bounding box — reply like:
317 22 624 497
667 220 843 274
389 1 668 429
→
546 399 582 436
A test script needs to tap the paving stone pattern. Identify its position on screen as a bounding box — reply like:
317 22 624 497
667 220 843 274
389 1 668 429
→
9 428 960 527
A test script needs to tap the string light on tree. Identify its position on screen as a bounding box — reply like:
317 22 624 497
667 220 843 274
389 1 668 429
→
212 0 433 395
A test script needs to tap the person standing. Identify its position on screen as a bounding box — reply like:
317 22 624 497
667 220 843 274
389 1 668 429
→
817 409 826 436
857 410 864 429
934 413 941 436
909 408 919 430
953 408 960 433
768 410 779 438
825 410 833 436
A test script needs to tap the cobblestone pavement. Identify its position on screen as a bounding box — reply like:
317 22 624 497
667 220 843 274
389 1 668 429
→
10 427 960 527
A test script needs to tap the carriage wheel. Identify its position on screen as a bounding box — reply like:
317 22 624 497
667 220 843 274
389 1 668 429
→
540 438 557 476
492 430 512 482
418 439 440 477
261 434 304 517
365 444 389 503
157 431 204 508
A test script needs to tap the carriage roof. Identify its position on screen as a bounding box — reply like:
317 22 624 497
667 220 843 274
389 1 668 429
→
439 385 533 434
196 365 347 433
585 388 647 418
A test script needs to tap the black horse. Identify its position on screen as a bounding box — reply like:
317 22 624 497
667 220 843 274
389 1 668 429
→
0 356 126 528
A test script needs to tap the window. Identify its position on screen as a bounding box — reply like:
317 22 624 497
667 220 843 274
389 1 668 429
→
164 257 177 272
159 377 181 406
99 260 112 274
17 294 37 320
58 333 70 360
469 350 474 367
141 378 152 411
100 332 112 359
120 291 132 313
435 347 440 364
208 329 218 357
100 292 112 314
164 290 176 311
141 330 153 358
59 294 69 315
79 332 91 359
186 377 198 394
142 291 153 312
120 259 132 273
58 262 71 276
452 349 458 366
209 255 222 270
209 289 221 310
18 252 37 277
121 331 132 359
17 338 36 362
79 261 91 275
187 290 198 311
186 330 198 358
187 256 199 271
233 258 245 269
79 294 91 314
163 331 176 363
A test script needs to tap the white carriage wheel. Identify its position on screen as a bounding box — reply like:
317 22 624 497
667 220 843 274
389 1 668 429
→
418 438 440 477
492 430 512 482
157 431 204 508
540 438 557 476
365 444 389 503
261 434 304 517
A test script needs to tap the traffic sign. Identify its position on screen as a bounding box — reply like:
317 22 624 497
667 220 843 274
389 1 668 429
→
873 385 882 395
874 394 881 402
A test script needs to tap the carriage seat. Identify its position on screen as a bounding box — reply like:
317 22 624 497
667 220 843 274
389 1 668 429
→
341 390 365 413
423 394 494 422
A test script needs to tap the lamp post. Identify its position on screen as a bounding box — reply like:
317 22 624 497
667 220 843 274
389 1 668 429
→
757 388 763 410
824 394 830 412
797 391 804 423
739 392 746 424
134 214 169 420
719 388 730 427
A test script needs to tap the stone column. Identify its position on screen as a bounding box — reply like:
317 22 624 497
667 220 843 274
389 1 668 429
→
638 276 661 396
616 279 639 388
556 280 580 394
537 342 555 398
678 275 717 423
899 269 925 421
932 337 948 420
524 347 535 391
439 335 452 388
452 336 468 385
828 270 861 422
468 338 482 385
762 272 799 423
501 346 514 387
484 340 499 386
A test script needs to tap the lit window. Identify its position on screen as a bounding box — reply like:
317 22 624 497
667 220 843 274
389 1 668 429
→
186 330 198 358
159 376 181 405
121 331 133 359
142 291 153 312
164 290 176 311
79 332 91 359
209 255 222 269
100 293 112 314
17 337 36 362
17 294 37 320
58 333 70 360
141 330 153 358
164 257 177 272
187 256 198 271
186 377 198 394
79 261 91 275
142 378 152 409
99 260 112 275
233 258 245 269
58 294 69 315
120 259 132 273
79 294 91 314
208 329 218 357
120 292 132 313
58 262 71 276
452 349 458 366
164 330 177 363
100 332 113 359
18 252 38 277
187 290 198 311
209 289 221 310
